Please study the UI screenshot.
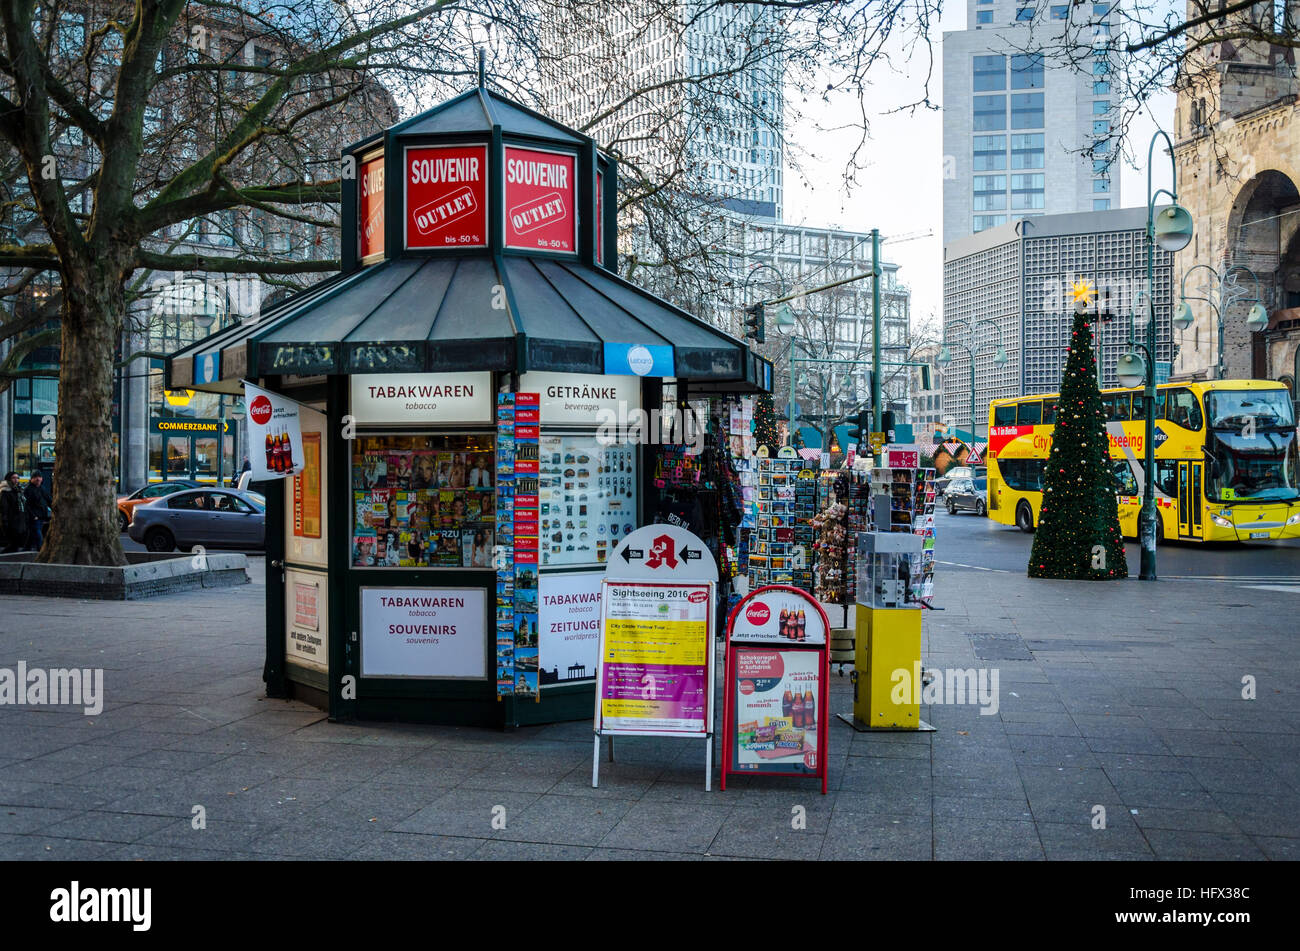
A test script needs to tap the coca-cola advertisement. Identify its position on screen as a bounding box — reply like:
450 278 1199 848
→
245 381 307 482
504 145 576 253
404 144 488 249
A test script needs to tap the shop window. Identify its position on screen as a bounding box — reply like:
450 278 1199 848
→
539 434 637 568
352 433 496 568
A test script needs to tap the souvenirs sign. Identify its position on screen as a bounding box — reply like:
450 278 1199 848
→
721 585 830 792
404 144 488 249
504 146 576 253
359 586 487 679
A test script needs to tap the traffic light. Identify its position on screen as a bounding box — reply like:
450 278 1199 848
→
917 364 932 390
846 408 870 446
743 303 765 343
881 410 896 441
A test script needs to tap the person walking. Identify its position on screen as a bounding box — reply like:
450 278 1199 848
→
1 471 28 553
24 472 51 552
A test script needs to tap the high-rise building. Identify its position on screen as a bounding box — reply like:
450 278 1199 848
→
942 207 1175 437
942 1 1120 245
537 2 784 221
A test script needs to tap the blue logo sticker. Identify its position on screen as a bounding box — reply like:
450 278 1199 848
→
604 342 673 377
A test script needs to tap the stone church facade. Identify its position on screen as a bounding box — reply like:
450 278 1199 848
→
1172 4 1300 401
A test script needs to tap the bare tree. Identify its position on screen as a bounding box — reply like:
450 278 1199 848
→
1 0 941 566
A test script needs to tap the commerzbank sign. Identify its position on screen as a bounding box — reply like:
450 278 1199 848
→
151 418 232 435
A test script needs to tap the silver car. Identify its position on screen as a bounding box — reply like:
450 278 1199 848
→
127 488 266 552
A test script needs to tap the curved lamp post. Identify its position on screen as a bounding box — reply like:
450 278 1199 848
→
937 317 1007 445
1132 130 1194 581
1172 263 1269 379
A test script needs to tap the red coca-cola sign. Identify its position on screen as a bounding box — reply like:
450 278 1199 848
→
358 153 385 261
405 144 488 249
745 601 771 625
249 395 273 425
504 146 576 253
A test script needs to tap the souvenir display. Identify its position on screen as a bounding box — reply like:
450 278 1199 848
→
537 434 635 567
350 433 495 568
746 456 816 590
495 395 517 696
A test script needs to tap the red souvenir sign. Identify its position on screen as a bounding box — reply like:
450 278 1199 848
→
358 153 385 261
504 146 576 253
404 144 488 249
596 169 604 266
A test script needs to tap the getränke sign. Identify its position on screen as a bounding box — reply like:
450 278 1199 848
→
350 372 493 424
518 371 640 425
404 143 488 249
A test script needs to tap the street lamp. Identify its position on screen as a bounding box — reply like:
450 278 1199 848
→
1173 263 1268 379
937 317 1007 445
1139 130 1193 581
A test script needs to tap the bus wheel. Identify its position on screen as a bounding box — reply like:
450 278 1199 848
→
1016 501 1035 533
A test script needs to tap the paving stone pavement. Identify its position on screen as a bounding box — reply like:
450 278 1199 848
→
2 556 1298 860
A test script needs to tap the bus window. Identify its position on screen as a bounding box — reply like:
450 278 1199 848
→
1163 388 1203 430
1154 461 1179 498
1042 399 1057 424
1102 393 1130 421
993 404 1017 426
1132 392 1147 420
1017 401 1042 425
1112 461 1139 496
1000 458 1046 491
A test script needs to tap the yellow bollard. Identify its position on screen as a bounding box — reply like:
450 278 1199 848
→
854 606 922 728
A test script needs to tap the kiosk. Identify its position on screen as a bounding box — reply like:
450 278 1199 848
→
166 78 771 728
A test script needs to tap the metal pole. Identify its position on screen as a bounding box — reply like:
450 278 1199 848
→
969 358 976 447
1139 132 1173 581
871 228 882 433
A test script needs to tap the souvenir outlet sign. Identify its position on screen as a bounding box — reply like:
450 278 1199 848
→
358 152 385 260
504 146 576 253
405 144 488 249
721 585 830 793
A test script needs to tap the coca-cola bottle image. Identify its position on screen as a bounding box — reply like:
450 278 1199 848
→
792 690 804 729
782 687 793 720
281 427 294 473
797 609 806 642
271 426 283 473
803 688 815 728
264 429 275 472
778 608 789 640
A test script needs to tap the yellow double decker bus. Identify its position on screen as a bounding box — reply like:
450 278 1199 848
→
986 379 1300 542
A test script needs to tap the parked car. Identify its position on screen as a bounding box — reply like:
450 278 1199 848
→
115 479 201 532
127 488 266 552
945 476 988 517
935 466 973 498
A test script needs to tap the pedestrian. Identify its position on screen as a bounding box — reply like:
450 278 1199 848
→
0 471 28 553
24 471 51 552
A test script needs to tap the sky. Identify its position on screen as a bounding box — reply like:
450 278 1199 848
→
780 5 1175 336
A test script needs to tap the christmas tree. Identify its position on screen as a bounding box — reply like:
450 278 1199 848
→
1027 306 1128 580
753 392 780 454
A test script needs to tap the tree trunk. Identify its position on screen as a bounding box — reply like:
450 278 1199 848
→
36 258 128 566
